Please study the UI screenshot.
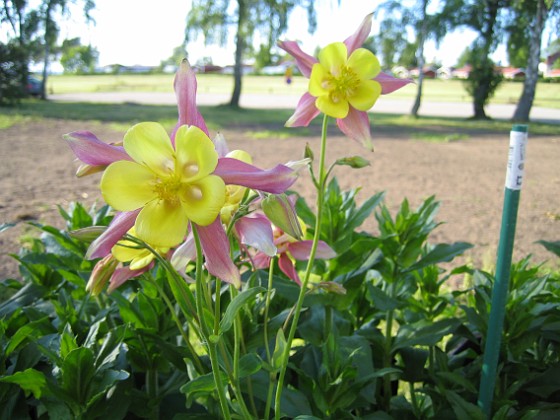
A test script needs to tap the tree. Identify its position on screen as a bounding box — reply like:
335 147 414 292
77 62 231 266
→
440 0 509 119
60 37 98 74
512 0 560 122
1 0 95 100
186 0 318 108
376 0 446 117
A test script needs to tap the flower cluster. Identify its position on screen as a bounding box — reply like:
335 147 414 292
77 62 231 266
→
65 59 330 293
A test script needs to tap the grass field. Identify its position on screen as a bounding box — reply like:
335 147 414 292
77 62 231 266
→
43 73 560 109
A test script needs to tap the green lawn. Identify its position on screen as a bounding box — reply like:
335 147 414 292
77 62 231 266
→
1 100 558 136
44 73 560 109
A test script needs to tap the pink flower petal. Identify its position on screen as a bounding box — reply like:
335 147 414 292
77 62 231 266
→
235 214 277 257
108 265 148 293
277 40 317 78
336 108 374 151
214 158 296 194
172 59 209 139
288 240 336 260
252 252 271 270
195 219 241 287
278 253 301 285
344 13 373 54
286 93 321 127
86 210 139 259
64 131 130 165
170 233 196 274
375 72 414 95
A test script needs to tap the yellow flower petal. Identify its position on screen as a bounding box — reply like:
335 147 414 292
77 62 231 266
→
180 175 226 226
318 42 347 74
101 161 157 211
348 79 382 111
309 63 329 97
346 48 380 80
174 125 219 182
226 149 252 164
112 239 147 263
124 122 175 177
135 199 189 247
129 252 155 270
315 95 349 119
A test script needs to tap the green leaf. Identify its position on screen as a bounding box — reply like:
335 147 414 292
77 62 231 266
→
238 353 263 378
0 368 47 399
219 286 265 334
180 371 228 408
536 240 560 257
444 390 485 420
272 328 287 371
393 318 460 351
0 223 16 233
61 347 96 405
366 284 399 311
405 242 473 272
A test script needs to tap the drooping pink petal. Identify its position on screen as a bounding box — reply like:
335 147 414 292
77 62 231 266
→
86 210 140 259
375 72 414 95
64 131 130 165
172 58 209 140
235 214 277 257
277 40 317 78
278 253 301 285
252 252 271 270
213 132 230 158
108 265 149 293
170 233 196 275
286 92 321 127
344 13 373 54
336 108 374 151
288 240 336 261
214 158 296 194
195 219 241 288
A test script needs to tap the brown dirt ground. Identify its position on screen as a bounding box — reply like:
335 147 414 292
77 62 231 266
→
1 119 559 280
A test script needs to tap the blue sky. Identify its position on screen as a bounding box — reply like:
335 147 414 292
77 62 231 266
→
59 0 504 69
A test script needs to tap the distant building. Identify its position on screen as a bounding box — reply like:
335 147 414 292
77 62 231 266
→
409 66 437 78
500 67 525 79
452 65 472 79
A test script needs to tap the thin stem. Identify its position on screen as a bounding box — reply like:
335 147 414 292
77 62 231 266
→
264 256 277 420
383 279 397 410
274 114 330 419
192 226 232 420
148 276 205 374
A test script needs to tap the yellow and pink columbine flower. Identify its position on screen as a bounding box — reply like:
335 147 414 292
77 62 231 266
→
278 13 412 150
65 59 298 289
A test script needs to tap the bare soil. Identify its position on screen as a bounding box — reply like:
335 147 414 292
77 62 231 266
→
1 119 559 280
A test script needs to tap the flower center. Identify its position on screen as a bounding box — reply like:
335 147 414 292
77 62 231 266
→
322 66 360 103
153 176 182 203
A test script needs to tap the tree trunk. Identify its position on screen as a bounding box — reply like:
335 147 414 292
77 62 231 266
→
411 0 428 117
40 1 55 100
513 0 548 122
470 0 500 119
230 0 246 108
472 81 489 119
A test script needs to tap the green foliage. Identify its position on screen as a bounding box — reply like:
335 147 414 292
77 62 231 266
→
1 188 559 418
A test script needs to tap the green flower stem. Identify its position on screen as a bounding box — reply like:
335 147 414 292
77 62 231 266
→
148 276 205 375
383 278 397 410
230 285 254 420
192 226 232 420
274 114 330 420
264 257 277 420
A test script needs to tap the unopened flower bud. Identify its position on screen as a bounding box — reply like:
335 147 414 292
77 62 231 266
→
334 156 370 169
69 226 107 242
261 193 302 240
86 254 118 296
